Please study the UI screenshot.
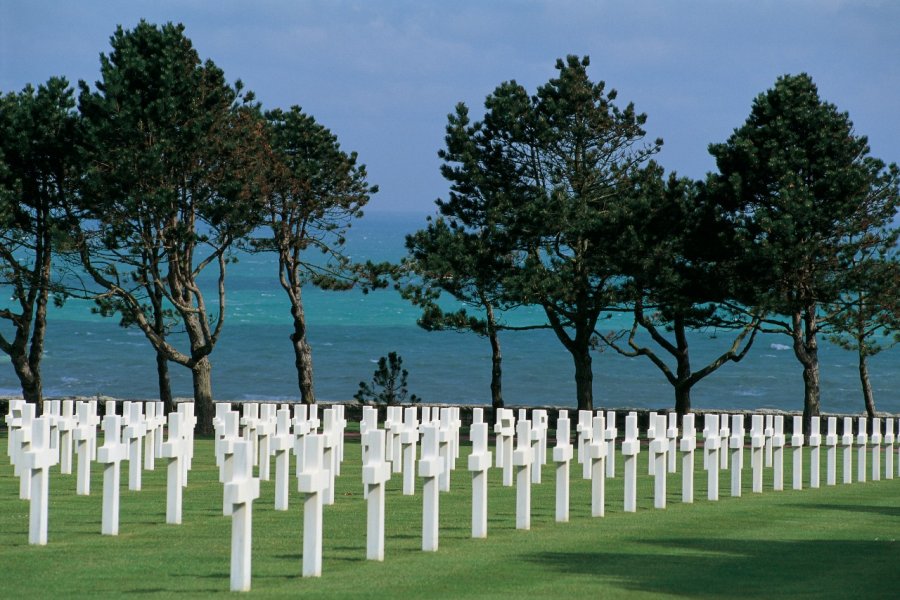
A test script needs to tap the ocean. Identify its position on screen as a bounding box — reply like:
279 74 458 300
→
2 212 898 415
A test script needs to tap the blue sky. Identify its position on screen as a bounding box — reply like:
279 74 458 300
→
1 1 898 214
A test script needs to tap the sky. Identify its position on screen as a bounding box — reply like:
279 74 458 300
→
1 0 898 215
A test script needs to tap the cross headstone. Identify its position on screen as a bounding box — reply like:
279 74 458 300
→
124 402 147 491
17 403 36 500
512 417 533 529
856 416 868 483
272 407 293 511
841 416 854 484
494 409 515 487
884 418 895 480
552 412 573 522
764 414 774 468
647 411 658 476
730 415 745 497
161 411 189 524
336 404 349 477
97 414 127 535
871 417 882 482
297 433 328 577
386 406 404 474
220 411 241 516
650 413 668 509
531 409 548 484
57 400 76 475
292 404 311 485
256 404 276 481
622 412 640 512
321 409 339 505
703 414 720 501
812 416 824 488
360 406 378 495
468 421 492 537
21 416 58 545
401 406 419 495
576 410 593 479
791 415 804 490
45 400 61 461
213 403 230 468
438 409 454 492
5 399 24 468
73 401 96 495
825 416 838 486
605 410 617 478
241 402 260 468
719 415 731 470
750 414 765 493
419 423 443 552
772 415 785 491
588 413 606 517
144 402 159 471
224 439 260 592
680 413 696 503
362 428 391 561
178 403 196 485
666 412 678 474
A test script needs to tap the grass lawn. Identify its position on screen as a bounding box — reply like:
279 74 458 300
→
1 431 899 598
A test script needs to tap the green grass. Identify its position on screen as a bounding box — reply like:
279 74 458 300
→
2 434 899 598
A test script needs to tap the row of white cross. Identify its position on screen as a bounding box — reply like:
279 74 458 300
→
214 405 899 592
6 400 898 593
5 399 197 545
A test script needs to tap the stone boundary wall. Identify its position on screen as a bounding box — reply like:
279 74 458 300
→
3 395 895 437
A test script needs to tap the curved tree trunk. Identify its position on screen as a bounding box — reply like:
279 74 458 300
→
485 302 503 409
859 350 876 418
191 357 214 435
572 346 593 411
290 291 316 405
157 351 174 414
792 307 821 436
11 357 41 404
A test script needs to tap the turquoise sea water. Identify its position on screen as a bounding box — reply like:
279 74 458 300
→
2 212 898 414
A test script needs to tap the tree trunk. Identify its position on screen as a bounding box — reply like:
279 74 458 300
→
792 307 821 436
674 384 691 418
859 350 876 418
485 302 503 409
674 316 691 417
157 351 174 414
191 357 214 435
572 345 593 411
11 356 41 405
290 296 316 405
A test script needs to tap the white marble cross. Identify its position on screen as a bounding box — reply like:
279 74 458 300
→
438 408 453 492
98 414 127 535
220 411 241 516
841 416 854 484
5 400 24 480
650 413 668 508
531 410 547 484
884 418 895 480
297 433 328 577
790 415 804 490
605 410 617 478
321 409 339 506
494 409 515 487
45 400 61 460
588 413 607 517
272 407 293 511
729 415 745 497
386 406 404 474
856 416 868 483
512 417 533 529
161 411 189 524
764 414 774 468
622 412 640 512
178 403 196 485
57 400 76 475
334 404 347 477
750 414 765 493
400 406 419 496
871 417 882 482
241 402 260 468
817 422 834 482
703 414 720 501
666 413 678 474
719 415 731 470
772 415 785 491
552 412 573 522
143 402 159 471
680 413 696 503
576 410 593 480
73 401 96 496
22 415 58 545
362 428 391 561
360 406 378 492
419 423 443 552
468 421 492 537
224 439 260 592
17 403 36 500
256 403 276 481
292 404 311 485
124 402 147 491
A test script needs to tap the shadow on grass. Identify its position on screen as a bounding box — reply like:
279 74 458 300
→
787 503 900 518
527 538 899 598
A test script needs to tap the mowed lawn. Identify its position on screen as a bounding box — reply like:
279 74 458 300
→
2 431 899 598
